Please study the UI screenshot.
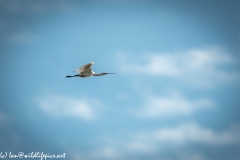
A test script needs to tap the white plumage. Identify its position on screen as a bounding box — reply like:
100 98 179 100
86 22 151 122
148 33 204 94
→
66 62 115 78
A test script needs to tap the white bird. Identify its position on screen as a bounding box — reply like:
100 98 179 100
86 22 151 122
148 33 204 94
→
65 62 115 78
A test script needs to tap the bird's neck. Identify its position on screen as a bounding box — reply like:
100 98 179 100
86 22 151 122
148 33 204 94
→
92 72 104 76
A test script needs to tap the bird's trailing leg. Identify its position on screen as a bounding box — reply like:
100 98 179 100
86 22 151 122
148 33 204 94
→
65 75 79 78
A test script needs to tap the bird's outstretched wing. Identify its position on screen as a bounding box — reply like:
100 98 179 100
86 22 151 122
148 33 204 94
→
73 62 94 73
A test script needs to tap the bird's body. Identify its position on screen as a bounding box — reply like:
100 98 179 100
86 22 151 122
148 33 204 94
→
66 62 115 78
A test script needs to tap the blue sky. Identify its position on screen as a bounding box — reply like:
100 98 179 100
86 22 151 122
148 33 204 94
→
0 0 240 160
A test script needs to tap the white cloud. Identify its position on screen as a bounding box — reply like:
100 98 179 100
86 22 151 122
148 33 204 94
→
153 123 238 144
0 111 12 124
0 131 22 151
0 0 78 13
126 123 240 158
125 141 155 153
94 147 119 159
69 123 240 160
126 125 239 160
6 31 36 44
135 92 214 118
71 147 120 160
177 152 209 160
0 111 22 150
125 123 240 158
36 94 102 121
0 111 7 123
118 48 240 87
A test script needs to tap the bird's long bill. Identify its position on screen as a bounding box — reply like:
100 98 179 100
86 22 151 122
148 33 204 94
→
106 73 115 74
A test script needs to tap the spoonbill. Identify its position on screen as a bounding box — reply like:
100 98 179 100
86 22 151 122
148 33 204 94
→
65 62 115 78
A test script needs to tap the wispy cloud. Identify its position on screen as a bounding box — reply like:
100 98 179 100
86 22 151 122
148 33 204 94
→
123 123 240 156
36 94 102 121
71 147 120 160
0 111 7 123
69 123 240 160
0 111 22 151
152 123 239 145
135 92 214 118
118 48 240 87
0 111 12 124
0 1 79 45
0 0 78 13
5 31 36 44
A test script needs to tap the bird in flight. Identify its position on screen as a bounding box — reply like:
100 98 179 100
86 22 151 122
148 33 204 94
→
65 62 115 78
